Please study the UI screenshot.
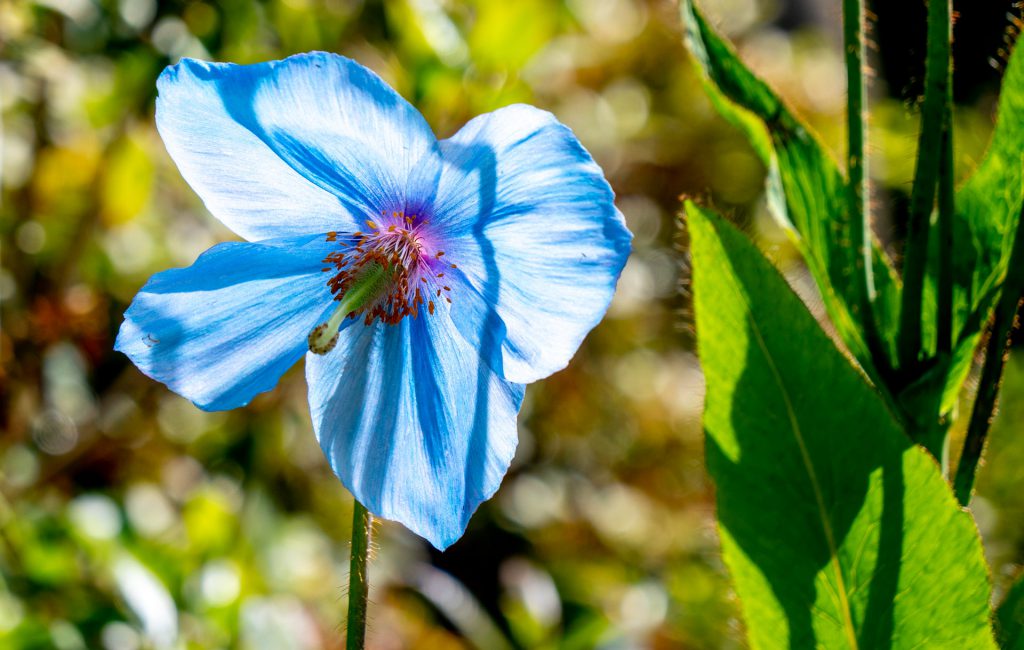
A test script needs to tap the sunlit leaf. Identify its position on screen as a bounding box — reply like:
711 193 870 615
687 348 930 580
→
955 40 1024 319
688 201 994 649
926 39 1024 412
680 0 902 375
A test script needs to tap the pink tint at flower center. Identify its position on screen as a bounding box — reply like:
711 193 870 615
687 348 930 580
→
320 211 455 325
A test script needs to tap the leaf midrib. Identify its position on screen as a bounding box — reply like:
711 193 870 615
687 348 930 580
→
744 302 861 650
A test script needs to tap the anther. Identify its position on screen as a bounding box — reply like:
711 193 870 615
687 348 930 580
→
317 217 455 329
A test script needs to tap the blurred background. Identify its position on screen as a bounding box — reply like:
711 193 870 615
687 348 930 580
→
1 0 1022 647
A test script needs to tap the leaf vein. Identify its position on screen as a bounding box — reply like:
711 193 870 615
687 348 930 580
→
744 306 861 650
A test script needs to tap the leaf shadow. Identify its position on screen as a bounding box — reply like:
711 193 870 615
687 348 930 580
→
707 313 903 648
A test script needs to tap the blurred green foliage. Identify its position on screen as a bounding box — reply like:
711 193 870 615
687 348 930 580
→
0 0 1021 648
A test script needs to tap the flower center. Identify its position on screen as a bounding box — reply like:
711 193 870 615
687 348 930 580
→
308 212 456 354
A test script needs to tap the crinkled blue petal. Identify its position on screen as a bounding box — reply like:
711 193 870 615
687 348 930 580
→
428 104 632 383
116 236 337 411
156 53 440 240
306 311 524 550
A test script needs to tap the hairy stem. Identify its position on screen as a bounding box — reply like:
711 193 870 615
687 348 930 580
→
898 0 952 369
936 112 955 354
347 500 372 650
842 0 875 329
953 201 1024 506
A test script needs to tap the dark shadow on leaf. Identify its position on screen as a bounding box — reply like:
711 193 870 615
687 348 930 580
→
859 459 902 650
708 278 902 647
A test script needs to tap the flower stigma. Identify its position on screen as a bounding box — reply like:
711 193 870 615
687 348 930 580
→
308 212 456 354
308 261 389 354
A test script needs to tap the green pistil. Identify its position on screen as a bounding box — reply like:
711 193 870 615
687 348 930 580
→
308 262 390 354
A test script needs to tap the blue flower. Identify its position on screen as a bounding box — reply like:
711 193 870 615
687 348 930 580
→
116 52 631 549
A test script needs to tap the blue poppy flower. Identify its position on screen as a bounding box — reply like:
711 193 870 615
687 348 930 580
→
115 52 631 549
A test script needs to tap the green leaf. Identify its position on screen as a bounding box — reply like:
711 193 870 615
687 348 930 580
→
956 40 1024 322
688 201 995 649
997 573 1024 649
928 39 1024 413
681 0 902 376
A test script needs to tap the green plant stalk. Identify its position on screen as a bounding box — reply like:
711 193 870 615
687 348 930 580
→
937 110 955 355
347 500 373 650
924 96 956 473
899 0 953 370
842 0 875 329
953 200 1024 506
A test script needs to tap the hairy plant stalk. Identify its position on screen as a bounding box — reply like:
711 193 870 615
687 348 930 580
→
347 500 373 650
842 0 875 337
899 0 953 369
953 201 1024 505
937 117 955 355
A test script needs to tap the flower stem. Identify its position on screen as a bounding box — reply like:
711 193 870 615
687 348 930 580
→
898 0 952 369
346 500 372 650
953 200 1024 506
842 0 875 332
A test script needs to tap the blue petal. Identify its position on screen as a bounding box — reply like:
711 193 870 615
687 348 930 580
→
429 104 632 383
306 313 524 550
116 236 337 411
156 53 440 241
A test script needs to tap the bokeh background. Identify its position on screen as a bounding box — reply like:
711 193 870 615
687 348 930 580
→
2 0 1023 647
